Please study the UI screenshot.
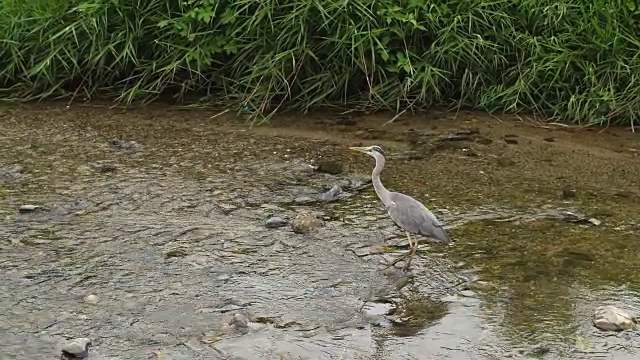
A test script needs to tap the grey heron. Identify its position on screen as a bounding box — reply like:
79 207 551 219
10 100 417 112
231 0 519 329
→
350 145 452 271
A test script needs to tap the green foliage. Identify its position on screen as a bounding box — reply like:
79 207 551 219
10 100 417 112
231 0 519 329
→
1 0 640 126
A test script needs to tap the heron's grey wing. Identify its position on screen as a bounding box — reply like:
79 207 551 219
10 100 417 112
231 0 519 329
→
386 192 451 243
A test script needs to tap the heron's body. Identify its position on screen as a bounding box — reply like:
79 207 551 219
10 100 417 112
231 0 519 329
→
350 145 452 270
386 192 451 243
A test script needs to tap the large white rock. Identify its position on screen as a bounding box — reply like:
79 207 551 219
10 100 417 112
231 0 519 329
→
593 305 637 331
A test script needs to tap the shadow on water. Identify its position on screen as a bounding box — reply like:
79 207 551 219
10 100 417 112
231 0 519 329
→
390 296 448 338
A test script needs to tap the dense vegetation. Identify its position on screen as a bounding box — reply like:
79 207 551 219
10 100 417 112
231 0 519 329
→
1 0 639 125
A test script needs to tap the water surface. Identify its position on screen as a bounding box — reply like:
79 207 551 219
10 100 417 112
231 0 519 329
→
1 103 639 359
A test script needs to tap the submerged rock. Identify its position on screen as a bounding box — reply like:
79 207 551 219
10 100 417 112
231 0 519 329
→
345 173 371 191
0 167 23 182
265 216 288 229
319 185 342 202
562 211 601 226
593 305 637 331
110 139 143 151
294 195 316 204
222 312 267 335
291 212 324 234
229 313 250 330
84 294 99 304
314 161 343 175
60 338 91 359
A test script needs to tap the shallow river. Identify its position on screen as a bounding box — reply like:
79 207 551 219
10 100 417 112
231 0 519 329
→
1 103 639 359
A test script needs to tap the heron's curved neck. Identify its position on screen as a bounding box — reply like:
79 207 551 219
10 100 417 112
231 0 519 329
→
372 153 392 205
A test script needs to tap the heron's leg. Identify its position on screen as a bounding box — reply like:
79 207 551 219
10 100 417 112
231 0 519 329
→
382 231 414 269
402 232 417 271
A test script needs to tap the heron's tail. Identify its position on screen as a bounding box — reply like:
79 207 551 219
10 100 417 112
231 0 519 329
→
433 226 453 244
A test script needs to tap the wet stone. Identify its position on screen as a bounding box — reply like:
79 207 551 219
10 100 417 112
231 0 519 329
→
593 305 637 331
319 184 343 202
335 116 358 126
92 163 118 173
459 290 477 297
110 139 143 151
314 161 343 175
291 212 324 234
504 135 518 145
164 247 189 259
562 188 577 199
562 211 601 226
439 135 470 144
222 312 268 335
84 294 99 304
217 203 237 213
18 204 44 213
526 345 551 358
260 204 285 212
345 173 371 190
60 338 91 359
265 216 288 229
440 294 459 303
351 245 383 257
0 167 23 181
294 195 316 204
229 313 250 329
475 136 493 145
462 147 479 157
361 302 396 327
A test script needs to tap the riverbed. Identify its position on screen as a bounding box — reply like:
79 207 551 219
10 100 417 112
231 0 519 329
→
1 103 639 359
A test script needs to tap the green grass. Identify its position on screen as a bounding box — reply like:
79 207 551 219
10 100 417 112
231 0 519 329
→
1 0 640 126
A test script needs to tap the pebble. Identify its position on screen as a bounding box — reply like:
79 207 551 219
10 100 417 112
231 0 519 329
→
352 246 381 257
265 216 288 229
61 338 91 359
459 290 477 297
84 294 99 304
18 204 43 213
163 247 189 259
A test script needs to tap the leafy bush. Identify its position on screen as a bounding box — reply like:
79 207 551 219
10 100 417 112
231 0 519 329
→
1 0 640 126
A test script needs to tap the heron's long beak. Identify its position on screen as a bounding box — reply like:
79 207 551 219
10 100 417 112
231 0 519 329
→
349 146 367 153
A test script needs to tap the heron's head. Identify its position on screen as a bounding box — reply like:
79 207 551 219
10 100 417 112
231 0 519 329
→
349 145 385 158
